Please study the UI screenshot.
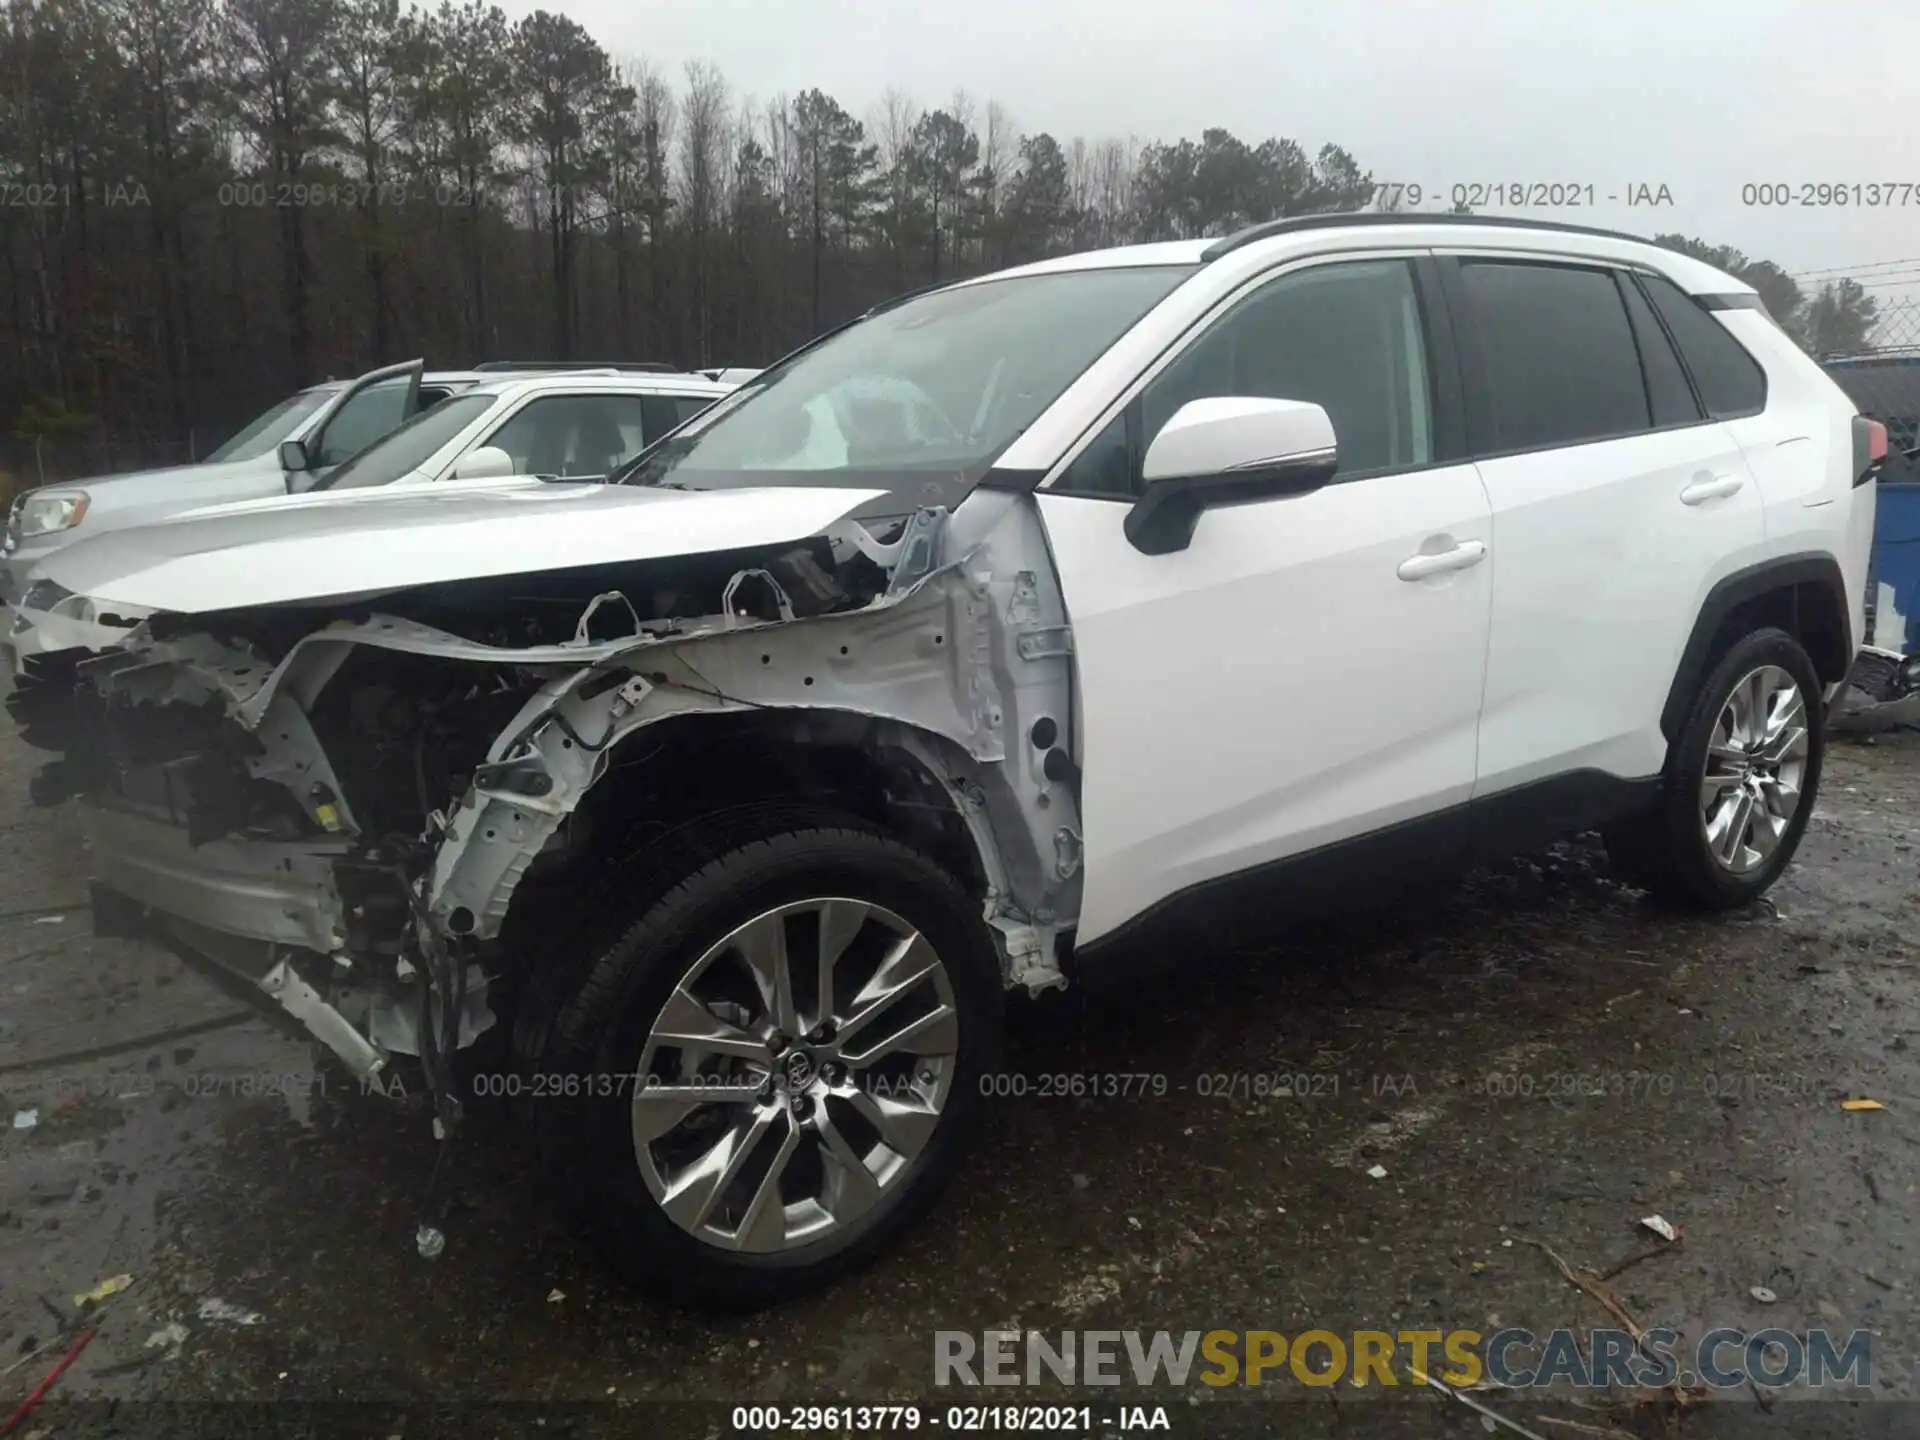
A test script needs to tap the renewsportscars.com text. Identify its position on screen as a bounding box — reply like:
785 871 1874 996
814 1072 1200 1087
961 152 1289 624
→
934 1327 1873 1390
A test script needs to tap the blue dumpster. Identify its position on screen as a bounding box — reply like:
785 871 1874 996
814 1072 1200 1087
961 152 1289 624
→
1868 481 1920 654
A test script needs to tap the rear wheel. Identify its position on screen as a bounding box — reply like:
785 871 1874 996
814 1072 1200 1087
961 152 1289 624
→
535 820 1002 1310
1604 627 1823 908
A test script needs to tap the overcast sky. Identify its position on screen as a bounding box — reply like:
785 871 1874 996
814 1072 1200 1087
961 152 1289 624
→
504 0 1920 297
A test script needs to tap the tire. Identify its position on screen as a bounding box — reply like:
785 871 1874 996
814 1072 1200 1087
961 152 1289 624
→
1603 626 1824 909
534 818 1003 1310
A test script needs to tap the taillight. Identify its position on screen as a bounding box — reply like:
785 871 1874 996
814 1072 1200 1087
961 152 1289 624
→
1853 415 1887 486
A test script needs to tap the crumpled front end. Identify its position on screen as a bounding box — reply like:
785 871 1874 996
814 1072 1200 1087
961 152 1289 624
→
37 492 1084 1109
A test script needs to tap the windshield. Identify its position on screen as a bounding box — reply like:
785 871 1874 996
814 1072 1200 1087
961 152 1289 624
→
312 393 497 490
618 266 1195 504
202 388 337 463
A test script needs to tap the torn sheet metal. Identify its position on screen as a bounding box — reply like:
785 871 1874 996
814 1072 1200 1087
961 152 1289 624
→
71 491 1085 1020
259 959 386 1082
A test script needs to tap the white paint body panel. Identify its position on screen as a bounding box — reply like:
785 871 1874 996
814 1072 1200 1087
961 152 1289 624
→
1472 424 1766 792
36 482 887 614
1714 310 1877 650
1040 463 1493 945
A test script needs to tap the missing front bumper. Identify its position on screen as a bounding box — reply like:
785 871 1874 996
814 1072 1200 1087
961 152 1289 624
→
82 804 353 953
85 809 495 1079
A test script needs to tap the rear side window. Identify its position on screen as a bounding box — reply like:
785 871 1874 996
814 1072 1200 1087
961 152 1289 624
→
1637 273 1767 418
1460 261 1650 452
1618 277 1703 428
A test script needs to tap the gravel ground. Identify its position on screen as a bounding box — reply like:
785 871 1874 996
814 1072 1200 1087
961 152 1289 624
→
0 696 1914 1439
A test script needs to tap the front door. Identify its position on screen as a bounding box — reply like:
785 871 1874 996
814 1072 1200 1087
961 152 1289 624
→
1035 256 1496 944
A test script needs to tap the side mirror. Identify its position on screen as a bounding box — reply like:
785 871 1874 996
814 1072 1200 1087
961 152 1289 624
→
447 446 518 481
278 438 311 473
1124 397 1338 556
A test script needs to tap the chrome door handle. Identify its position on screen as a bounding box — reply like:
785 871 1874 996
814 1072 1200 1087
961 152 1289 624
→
1680 473 1744 505
1397 540 1487 581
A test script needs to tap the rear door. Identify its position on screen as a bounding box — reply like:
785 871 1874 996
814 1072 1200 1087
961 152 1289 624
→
1038 254 1496 944
1444 255 1767 796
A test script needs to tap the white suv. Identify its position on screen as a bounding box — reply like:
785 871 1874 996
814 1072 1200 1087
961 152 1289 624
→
20 215 1882 1309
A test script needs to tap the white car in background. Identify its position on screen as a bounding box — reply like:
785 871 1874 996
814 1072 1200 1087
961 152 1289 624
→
303 369 731 492
4 370 734 670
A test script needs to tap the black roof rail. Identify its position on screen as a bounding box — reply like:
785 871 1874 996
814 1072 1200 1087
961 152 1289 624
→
471 360 681 373
1199 211 1659 262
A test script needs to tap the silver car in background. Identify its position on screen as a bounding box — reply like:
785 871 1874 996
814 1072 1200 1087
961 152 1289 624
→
0 359 706 611
2 368 735 674
2 360 459 609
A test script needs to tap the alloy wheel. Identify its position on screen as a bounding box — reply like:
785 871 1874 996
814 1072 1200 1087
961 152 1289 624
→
1698 664 1810 874
630 898 960 1253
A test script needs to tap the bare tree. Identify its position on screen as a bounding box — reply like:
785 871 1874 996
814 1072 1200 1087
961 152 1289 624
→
872 87 921 284
221 0 342 382
974 98 1015 268
334 0 409 353
677 58 730 362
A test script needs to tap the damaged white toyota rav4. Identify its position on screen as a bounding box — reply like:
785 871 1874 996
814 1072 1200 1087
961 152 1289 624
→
14 215 1884 1308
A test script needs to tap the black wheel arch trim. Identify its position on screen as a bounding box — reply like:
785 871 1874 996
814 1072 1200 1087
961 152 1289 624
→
1658 553 1853 744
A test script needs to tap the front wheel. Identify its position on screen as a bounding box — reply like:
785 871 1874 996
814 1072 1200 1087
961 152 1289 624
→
1604 626 1824 909
538 822 1003 1310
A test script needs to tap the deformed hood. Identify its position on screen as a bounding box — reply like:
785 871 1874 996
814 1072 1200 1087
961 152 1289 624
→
37 481 888 615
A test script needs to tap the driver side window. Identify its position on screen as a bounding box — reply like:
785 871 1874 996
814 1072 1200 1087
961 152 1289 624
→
1055 259 1435 496
315 380 412 468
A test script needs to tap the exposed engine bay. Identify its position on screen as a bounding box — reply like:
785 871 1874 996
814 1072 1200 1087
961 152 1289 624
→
15 490 1083 1138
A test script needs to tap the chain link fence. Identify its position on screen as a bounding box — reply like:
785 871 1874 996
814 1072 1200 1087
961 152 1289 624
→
1819 294 1920 485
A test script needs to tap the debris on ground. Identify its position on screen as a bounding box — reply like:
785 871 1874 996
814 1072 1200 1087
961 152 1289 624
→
72 1274 133 1309
30 915 64 926
1637 1215 1679 1243
143 1323 188 1354
1529 1238 1702 1411
546 1289 565 1304
0 1328 95 1435
10 1109 36 1131
415 1224 446 1260
1751 1285 1778 1303
1840 1098 1885 1112
1413 1367 1552 1439
195 1298 262 1327
1365 1164 1388 1179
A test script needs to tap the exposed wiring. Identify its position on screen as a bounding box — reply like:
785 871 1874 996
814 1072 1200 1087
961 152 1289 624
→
648 664 777 711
